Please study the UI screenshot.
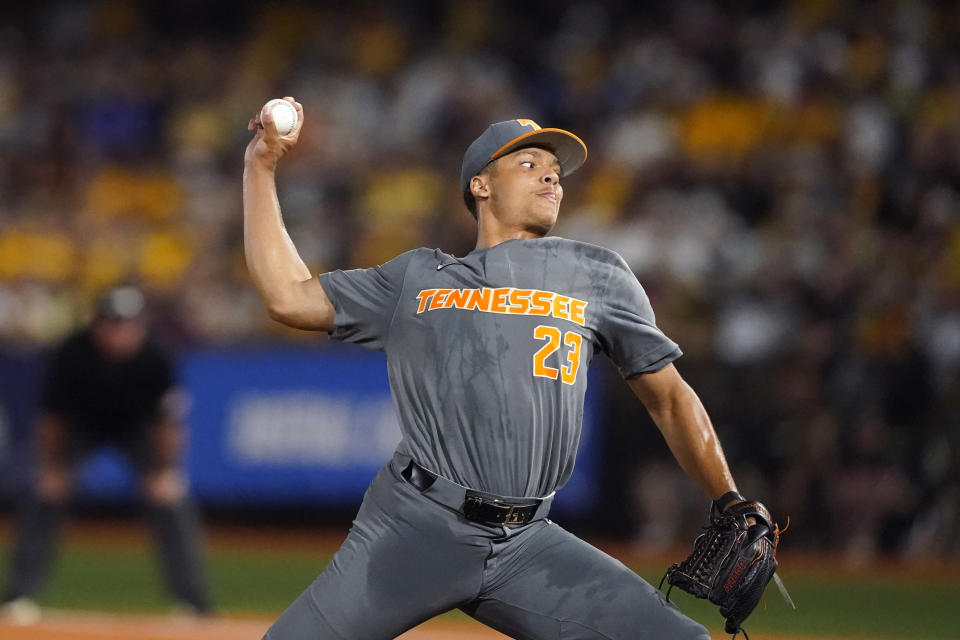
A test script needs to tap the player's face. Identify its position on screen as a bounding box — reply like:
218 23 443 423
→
487 147 563 234
90 317 146 361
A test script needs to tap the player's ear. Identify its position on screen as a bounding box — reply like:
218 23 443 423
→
470 174 491 201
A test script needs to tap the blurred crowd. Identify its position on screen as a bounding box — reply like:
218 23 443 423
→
0 0 958 558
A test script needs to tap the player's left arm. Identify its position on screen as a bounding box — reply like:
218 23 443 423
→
637 364 787 635
627 363 737 502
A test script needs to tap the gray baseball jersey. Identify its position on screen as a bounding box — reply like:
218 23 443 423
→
318 236 681 498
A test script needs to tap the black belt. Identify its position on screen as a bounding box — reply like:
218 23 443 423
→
400 458 547 527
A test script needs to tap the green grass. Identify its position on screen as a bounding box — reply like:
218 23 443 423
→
645 571 960 639
2 540 959 639
6 546 330 613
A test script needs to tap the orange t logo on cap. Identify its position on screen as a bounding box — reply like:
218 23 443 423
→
515 119 541 130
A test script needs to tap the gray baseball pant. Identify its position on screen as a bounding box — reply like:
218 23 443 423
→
263 454 709 639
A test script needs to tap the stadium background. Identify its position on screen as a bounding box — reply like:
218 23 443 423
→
0 1 958 638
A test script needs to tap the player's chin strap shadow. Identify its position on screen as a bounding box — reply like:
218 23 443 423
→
657 516 796 640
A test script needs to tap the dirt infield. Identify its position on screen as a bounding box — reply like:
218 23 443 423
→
0 611 511 640
0 611 887 640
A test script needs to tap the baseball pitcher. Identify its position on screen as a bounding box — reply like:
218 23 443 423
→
243 98 780 639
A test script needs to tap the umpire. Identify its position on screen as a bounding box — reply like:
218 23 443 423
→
1 286 212 620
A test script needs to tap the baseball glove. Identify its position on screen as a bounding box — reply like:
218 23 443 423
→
662 496 783 638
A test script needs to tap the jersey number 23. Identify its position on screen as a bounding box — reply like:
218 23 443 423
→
533 326 583 385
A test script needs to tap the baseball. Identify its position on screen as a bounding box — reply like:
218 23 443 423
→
264 98 298 135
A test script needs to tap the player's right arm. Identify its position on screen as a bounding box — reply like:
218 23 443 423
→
243 97 335 331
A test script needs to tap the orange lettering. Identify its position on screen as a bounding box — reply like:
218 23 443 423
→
430 289 451 310
446 289 471 309
419 287 587 325
569 299 587 326
529 290 553 315
467 288 493 312
552 295 571 322
508 289 532 315
490 288 510 313
416 289 438 313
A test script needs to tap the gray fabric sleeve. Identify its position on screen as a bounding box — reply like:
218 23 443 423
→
598 256 682 378
317 250 417 351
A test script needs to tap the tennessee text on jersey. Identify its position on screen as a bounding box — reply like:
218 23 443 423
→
415 287 588 326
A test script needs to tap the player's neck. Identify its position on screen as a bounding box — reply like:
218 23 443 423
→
475 211 549 249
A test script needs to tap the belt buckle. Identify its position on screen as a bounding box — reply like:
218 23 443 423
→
503 506 526 526
463 493 512 526
463 493 531 526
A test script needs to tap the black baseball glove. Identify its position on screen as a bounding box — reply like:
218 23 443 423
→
662 495 784 638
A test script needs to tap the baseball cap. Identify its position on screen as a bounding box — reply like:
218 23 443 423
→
460 119 588 208
94 286 146 321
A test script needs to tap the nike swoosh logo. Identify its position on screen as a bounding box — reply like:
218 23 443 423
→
437 262 462 270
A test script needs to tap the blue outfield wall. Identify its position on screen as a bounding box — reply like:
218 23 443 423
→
0 350 41 495
0 347 603 519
